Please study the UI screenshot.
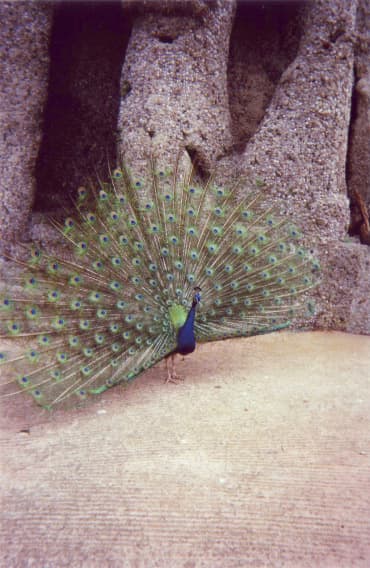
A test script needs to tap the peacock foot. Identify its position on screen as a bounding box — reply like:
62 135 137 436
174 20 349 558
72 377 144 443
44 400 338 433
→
165 354 184 383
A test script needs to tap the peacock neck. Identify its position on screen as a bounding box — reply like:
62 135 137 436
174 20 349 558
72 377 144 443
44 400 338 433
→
176 300 198 356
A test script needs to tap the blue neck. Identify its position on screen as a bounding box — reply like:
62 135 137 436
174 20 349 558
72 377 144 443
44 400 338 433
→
176 301 197 355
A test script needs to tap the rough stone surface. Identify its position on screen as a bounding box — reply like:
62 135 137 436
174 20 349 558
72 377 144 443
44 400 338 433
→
1 331 370 566
118 0 236 171
348 243 370 333
227 2 303 150
34 1 130 212
0 0 369 333
116 0 369 334
347 0 370 242
348 75 370 207
349 0 370 205
0 2 52 251
232 0 358 239
218 0 369 333
314 241 370 333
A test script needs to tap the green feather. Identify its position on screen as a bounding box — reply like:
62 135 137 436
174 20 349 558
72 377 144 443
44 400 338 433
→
0 154 320 407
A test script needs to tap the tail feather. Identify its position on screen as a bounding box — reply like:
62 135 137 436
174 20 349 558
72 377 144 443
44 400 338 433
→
0 156 319 407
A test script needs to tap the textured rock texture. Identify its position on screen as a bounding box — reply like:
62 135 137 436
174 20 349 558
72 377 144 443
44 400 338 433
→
118 0 236 171
220 0 369 332
0 0 369 332
0 1 52 248
347 0 370 244
34 1 130 212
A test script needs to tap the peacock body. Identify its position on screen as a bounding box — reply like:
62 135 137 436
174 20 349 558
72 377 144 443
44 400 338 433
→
0 156 319 408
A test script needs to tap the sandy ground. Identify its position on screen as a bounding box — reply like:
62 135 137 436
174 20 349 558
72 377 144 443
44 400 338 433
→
0 331 369 567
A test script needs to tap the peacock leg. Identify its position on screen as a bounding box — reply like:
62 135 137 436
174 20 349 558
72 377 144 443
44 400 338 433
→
165 353 183 383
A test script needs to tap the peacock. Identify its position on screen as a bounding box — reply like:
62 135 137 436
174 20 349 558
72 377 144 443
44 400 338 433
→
0 154 320 408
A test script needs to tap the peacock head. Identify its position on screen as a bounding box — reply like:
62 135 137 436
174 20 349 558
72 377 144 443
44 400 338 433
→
193 286 202 306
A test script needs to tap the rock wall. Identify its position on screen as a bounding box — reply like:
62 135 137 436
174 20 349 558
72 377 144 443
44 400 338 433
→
0 0 369 333
0 1 52 247
118 0 235 173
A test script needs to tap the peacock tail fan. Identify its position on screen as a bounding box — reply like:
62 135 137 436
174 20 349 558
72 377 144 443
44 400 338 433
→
0 155 320 408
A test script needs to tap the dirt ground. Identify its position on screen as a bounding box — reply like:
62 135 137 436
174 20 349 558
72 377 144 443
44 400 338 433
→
1 331 369 567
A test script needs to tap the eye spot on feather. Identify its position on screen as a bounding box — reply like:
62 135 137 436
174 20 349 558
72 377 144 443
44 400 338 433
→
80 320 90 330
9 322 21 334
69 336 79 347
207 243 219 254
249 245 259 256
65 218 75 229
119 235 129 246
241 209 253 220
215 187 225 197
76 389 87 399
113 168 123 179
110 281 121 291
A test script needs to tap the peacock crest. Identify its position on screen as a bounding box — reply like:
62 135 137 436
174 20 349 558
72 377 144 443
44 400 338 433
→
0 155 320 408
